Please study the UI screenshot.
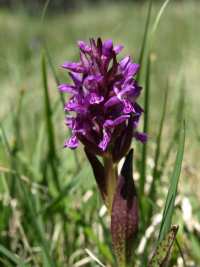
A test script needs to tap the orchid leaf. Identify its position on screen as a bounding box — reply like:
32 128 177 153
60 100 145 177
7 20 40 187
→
85 148 107 202
111 149 139 266
148 225 179 267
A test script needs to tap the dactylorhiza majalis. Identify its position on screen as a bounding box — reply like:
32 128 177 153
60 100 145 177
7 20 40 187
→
59 38 147 266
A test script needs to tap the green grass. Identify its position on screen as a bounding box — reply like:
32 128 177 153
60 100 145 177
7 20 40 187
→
0 1 200 266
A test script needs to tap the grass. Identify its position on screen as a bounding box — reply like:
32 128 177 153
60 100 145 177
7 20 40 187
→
0 1 200 266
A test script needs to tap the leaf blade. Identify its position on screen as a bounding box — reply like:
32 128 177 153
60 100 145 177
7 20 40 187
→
158 122 185 244
0 244 27 267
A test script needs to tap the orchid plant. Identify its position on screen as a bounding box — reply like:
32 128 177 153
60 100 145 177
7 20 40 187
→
59 38 183 267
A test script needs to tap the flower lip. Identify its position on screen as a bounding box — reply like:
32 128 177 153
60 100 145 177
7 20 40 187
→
64 135 79 149
87 93 104 105
99 130 111 151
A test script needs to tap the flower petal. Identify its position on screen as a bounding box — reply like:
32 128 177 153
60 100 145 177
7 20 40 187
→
64 98 86 112
64 135 79 149
62 62 85 73
134 132 147 143
90 38 99 58
103 39 113 57
69 72 82 87
112 117 134 162
119 56 130 69
114 44 124 54
65 116 76 128
98 130 111 151
104 96 120 108
123 100 135 114
58 84 77 94
88 93 104 105
83 74 102 90
104 115 130 127
126 62 140 77
78 40 91 53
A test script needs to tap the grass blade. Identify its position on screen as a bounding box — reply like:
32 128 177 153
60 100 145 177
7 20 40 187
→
43 44 81 172
85 249 106 267
0 123 11 156
158 122 185 244
1 126 55 267
36 162 90 215
19 178 55 267
160 86 185 177
0 257 14 267
44 44 65 108
41 51 60 191
139 0 171 195
32 122 45 172
175 239 187 267
138 0 171 83
151 0 171 37
44 45 59 86
41 51 56 159
137 0 153 83
37 176 79 215
147 83 169 220
41 0 51 24
152 83 169 181
140 54 151 195
0 244 27 267
40 0 65 108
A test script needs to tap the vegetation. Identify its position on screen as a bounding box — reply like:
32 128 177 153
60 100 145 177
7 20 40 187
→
0 1 199 266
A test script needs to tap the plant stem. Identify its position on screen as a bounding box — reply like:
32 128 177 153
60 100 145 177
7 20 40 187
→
103 155 118 214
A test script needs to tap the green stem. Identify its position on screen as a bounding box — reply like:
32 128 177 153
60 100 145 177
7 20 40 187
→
103 155 118 214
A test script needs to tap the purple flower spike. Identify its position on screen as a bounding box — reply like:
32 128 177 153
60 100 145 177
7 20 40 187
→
59 38 146 161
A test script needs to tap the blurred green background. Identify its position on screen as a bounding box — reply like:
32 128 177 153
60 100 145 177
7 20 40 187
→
0 0 200 266
1 0 199 175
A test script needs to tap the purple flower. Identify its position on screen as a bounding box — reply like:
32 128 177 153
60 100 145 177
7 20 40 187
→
59 38 146 161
